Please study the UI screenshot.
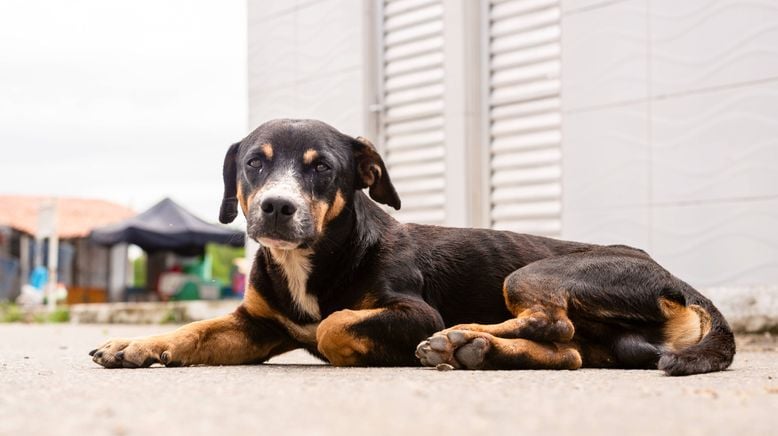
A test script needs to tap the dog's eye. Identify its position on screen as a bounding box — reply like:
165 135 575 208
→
314 162 330 173
247 158 263 169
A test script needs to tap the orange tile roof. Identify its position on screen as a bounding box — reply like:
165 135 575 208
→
0 195 135 239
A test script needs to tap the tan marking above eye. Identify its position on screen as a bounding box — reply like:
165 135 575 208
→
261 143 273 160
303 148 318 165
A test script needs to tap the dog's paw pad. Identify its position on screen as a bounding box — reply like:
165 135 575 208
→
454 337 490 369
416 338 452 367
417 330 493 370
446 330 469 346
428 335 450 352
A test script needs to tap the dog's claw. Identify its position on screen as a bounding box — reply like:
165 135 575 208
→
436 363 455 371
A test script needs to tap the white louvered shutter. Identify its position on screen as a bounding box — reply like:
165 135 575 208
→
487 0 562 236
379 0 446 225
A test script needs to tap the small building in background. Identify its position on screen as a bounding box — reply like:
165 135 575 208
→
0 195 135 303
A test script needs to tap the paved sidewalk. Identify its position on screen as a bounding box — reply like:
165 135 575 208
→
1 324 777 436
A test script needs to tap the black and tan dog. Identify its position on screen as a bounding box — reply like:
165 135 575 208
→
90 119 735 375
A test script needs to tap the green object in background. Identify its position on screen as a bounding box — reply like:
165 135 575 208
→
207 243 245 286
183 254 211 281
48 307 70 323
133 255 147 287
0 303 23 322
0 304 69 323
129 244 243 296
173 281 200 301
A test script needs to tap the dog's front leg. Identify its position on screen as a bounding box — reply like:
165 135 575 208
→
90 309 296 368
316 298 444 366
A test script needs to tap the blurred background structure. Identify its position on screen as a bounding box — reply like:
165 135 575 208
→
0 0 249 305
0 196 133 302
247 0 778 298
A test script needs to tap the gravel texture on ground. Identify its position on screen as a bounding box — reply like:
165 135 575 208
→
1 324 776 436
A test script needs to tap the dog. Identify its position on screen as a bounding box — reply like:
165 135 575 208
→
90 119 735 375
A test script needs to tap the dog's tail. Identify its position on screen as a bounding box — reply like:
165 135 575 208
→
657 287 735 376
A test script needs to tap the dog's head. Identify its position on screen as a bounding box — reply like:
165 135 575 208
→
219 119 400 249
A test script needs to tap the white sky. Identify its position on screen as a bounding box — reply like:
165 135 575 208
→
0 0 248 223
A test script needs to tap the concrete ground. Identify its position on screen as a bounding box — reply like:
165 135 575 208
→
1 324 777 436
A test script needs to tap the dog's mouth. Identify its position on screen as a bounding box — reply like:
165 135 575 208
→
257 236 301 250
248 222 312 249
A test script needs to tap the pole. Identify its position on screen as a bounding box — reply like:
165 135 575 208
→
39 198 59 311
47 234 58 311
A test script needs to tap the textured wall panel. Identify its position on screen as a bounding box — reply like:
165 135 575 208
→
650 0 778 96
296 0 362 82
247 83 296 127
561 0 617 14
295 68 364 135
652 198 778 287
560 0 778 288
562 102 649 212
561 0 647 111
652 82 778 204
563 206 651 249
247 9 296 91
247 0 365 130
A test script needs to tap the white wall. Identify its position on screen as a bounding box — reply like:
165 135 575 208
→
560 0 778 288
247 0 368 135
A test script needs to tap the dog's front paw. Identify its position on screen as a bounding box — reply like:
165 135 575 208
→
89 337 179 369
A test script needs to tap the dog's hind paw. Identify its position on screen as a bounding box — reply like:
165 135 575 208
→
415 330 493 370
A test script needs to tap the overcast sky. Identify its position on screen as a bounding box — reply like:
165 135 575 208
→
0 0 248 224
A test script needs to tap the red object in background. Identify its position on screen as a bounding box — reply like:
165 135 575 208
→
232 272 245 296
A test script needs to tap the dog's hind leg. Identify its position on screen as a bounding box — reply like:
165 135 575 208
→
416 261 584 369
418 246 661 369
416 330 582 370
430 267 577 344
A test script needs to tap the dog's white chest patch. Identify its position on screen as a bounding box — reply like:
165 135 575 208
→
271 248 321 320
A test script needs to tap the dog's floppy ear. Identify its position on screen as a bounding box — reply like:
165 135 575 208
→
219 142 241 224
352 136 401 210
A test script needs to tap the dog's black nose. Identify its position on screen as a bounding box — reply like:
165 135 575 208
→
260 196 297 220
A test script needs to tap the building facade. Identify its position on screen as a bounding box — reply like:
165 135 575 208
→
247 0 778 292
0 196 133 302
